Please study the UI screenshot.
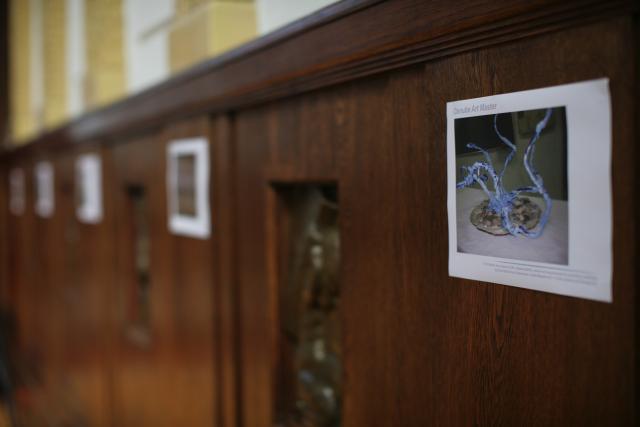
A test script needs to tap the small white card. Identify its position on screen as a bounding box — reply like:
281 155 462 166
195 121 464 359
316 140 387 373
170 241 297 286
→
76 153 103 224
447 79 612 302
34 161 55 218
9 168 25 216
167 138 210 239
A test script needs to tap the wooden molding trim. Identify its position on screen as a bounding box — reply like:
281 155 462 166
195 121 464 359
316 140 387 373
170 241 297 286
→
4 0 636 154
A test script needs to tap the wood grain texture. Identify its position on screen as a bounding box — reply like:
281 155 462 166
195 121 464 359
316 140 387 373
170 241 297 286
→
3 0 635 151
0 2 636 427
345 17 635 427
8 147 115 426
29 150 71 419
64 145 115 427
234 17 636 426
6 157 34 356
235 87 345 427
210 115 240 427
0 162 7 306
110 117 218 427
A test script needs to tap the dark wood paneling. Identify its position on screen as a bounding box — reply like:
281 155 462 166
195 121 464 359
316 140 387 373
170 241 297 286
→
0 2 636 427
4 158 37 424
235 17 636 426
7 159 34 356
110 117 218 426
235 80 348 427
210 115 240 427
24 149 93 426
158 117 219 426
4 0 634 151
30 151 66 414
111 135 163 427
0 163 7 306
61 146 115 427
5 151 113 426
345 17 635 427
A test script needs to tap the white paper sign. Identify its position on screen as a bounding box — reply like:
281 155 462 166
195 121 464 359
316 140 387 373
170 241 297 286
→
447 79 612 302
76 153 103 224
34 161 55 218
9 168 25 216
167 138 210 239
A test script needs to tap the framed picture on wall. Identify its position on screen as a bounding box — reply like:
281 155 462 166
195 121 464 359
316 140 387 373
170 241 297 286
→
34 161 55 218
9 168 25 216
167 137 210 238
76 153 103 224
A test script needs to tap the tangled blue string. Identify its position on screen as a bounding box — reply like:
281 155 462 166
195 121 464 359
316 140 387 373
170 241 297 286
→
456 108 553 238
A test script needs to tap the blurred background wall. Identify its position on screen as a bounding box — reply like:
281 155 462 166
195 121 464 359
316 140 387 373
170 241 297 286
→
6 0 338 144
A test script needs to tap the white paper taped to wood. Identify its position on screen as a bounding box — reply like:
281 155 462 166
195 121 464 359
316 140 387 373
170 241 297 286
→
35 161 55 218
447 79 612 302
166 137 211 239
76 153 103 224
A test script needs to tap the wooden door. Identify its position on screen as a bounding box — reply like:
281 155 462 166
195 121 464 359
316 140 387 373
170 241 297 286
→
111 117 218 426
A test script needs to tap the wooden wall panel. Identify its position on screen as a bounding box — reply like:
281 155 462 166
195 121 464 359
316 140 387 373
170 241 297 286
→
3 159 32 424
110 117 218 427
345 17 635 427
0 164 7 306
4 155 75 425
7 147 114 427
29 151 73 422
235 17 636 427
0 2 636 427
6 159 36 361
159 116 218 426
54 146 115 427
211 115 239 427
235 87 345 427
111 134 167 427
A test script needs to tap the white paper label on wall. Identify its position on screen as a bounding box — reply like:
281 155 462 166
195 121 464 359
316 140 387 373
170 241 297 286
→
9 168 26 216
76 153 103 224
167 137 210 239
447 78 612 302
34 161 55 218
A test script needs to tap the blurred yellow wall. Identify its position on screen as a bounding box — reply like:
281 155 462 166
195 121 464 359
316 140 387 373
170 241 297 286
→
7 0 340 144
43 0 68 128
84 0 126 109
169 0 256 74
10 0 34 142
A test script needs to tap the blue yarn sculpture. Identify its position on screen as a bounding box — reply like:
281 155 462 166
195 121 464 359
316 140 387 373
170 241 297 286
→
456 108 553 238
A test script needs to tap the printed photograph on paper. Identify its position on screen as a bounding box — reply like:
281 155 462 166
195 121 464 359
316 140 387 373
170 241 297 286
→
454 107 568 265
447 79 612 302
176 153 197 217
